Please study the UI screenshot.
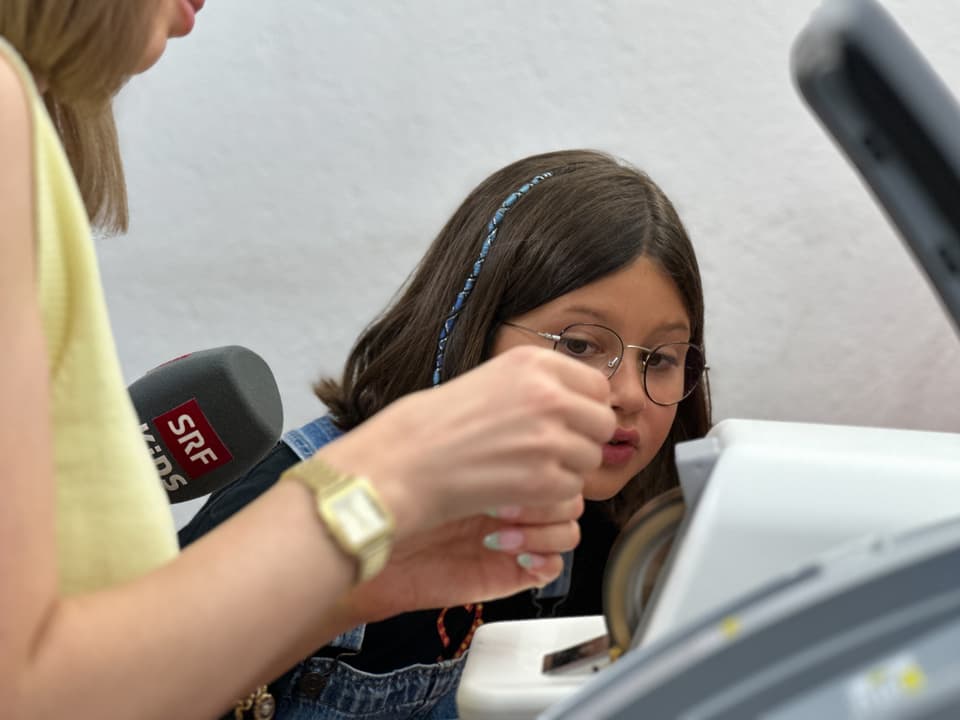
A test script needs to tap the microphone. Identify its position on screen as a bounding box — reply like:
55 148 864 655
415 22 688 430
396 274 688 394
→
129 345 284 503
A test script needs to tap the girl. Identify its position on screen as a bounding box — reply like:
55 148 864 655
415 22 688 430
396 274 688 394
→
181 149 712 719
0 3 612 718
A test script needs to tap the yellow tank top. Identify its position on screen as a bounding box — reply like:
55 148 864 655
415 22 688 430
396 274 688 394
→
0 38 179 595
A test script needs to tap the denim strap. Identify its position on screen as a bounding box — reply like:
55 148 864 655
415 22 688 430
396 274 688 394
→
282 415 345 460
534 550 574 599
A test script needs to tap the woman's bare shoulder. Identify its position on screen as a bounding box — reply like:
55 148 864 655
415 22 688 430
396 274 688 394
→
0 48 34 270
0 45 32 139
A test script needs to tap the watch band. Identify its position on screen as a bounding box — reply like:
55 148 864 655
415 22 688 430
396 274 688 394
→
283 458 395 583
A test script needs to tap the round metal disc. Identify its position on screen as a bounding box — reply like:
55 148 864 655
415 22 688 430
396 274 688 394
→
602 488 686 654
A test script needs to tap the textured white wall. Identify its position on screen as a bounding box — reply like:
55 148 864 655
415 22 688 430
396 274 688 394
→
101 1 960 525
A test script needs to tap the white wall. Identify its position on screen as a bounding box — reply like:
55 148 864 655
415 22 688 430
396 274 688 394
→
103 1 960 526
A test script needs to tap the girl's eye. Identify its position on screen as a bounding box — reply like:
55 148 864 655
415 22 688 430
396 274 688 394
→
562 339 594 356
560 336 604 358
645 350 680 370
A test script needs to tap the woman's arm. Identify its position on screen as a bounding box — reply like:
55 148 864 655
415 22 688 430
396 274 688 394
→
0 64 368 717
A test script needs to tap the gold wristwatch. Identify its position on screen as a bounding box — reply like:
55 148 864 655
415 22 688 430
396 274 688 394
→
282 458 395 582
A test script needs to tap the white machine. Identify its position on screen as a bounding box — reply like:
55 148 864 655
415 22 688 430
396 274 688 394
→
643 419 960 646
456 419 960 720
542 503 960 719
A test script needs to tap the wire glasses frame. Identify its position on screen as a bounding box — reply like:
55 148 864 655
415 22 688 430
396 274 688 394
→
502 321 707 407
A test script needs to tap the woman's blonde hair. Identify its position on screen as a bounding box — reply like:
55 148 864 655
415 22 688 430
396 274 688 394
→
0 1 155 233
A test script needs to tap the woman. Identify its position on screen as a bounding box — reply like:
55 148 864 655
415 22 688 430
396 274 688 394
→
0 3 614 718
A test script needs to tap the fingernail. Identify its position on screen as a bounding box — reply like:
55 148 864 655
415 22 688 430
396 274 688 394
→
489 505 522 520
483 530 524 551
517 553 546 570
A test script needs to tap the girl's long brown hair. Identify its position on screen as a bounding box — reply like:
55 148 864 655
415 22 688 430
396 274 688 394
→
317 149 712 524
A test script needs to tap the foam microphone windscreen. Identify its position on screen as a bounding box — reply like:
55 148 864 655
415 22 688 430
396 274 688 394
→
129 345 283 503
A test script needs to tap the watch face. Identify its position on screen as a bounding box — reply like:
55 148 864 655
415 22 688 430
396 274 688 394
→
330 486 390 548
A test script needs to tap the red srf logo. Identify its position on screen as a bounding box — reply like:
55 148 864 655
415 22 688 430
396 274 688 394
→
153 398 233 479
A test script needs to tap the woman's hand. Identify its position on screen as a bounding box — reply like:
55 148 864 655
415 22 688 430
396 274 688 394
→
317 346 615 539
343 497 584 624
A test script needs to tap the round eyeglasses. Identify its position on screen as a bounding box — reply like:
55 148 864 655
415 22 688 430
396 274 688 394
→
502 321 707 407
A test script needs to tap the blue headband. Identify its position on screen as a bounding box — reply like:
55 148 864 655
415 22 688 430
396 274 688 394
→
431 171 554 386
